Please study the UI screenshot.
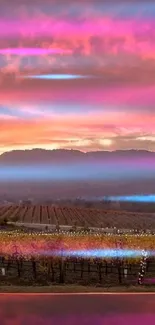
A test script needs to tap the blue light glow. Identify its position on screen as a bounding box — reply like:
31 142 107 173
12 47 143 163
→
23 74 90 80
62 249 143 258
39 248 151 259
107 195 155 203
0 162 155 182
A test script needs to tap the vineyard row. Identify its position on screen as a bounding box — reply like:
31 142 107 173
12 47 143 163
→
0 205 155 229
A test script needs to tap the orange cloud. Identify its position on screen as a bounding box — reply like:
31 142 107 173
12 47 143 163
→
0 111 155 153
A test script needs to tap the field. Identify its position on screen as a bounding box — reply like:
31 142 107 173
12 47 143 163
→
0 204 155 229
0 204 154 287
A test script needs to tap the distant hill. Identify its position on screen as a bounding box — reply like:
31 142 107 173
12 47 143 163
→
0 149 154 165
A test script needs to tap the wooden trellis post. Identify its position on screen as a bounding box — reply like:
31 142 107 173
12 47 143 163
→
59 249 65 284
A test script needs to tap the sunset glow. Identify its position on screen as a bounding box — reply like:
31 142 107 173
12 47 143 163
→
0 0 154 154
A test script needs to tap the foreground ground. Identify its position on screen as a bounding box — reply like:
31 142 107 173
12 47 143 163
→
0 292 155 324
0 284 155 293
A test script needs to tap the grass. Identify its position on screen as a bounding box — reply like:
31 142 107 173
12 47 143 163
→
0 284 155 293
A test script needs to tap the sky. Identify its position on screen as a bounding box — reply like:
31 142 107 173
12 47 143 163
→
0 0 155 154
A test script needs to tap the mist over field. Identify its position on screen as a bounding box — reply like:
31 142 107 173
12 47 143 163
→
0 149 155 201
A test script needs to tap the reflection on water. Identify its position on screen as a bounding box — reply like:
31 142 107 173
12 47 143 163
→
0 295 154 325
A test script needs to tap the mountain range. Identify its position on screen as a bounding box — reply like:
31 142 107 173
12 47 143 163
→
0 149 154 165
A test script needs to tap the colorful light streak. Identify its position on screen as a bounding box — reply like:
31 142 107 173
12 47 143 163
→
0 163 154 182
107 195 155 203
43 248 149 259
0 48 72 56
138 250 148 284
22 74 91 80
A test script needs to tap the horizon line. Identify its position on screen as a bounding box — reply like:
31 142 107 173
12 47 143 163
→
0 148 154 156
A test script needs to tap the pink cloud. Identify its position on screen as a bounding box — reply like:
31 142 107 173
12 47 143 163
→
0 1 154 152
0 85 154 108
